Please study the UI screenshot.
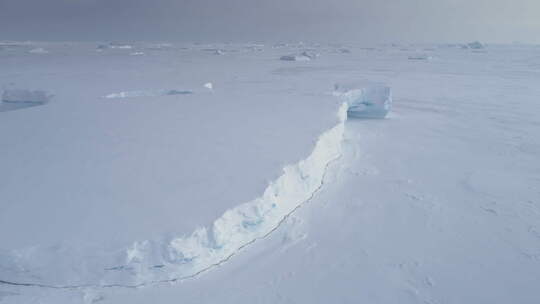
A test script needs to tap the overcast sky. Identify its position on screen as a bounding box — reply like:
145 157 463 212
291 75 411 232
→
1 0 539 43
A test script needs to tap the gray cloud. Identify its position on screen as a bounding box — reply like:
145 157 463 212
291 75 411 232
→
1 0 539 43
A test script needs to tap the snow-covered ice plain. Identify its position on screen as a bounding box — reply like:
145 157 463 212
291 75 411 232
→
1 41 539 303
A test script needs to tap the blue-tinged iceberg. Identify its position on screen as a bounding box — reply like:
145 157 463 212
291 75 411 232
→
334 84 392 119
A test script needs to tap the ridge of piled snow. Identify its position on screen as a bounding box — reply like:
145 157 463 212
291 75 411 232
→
0 103 348 288
116 103 347 285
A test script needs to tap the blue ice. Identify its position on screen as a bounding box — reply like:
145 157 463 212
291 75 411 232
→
336 85 392 119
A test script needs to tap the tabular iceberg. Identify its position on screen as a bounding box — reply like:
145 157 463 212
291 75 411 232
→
334 84 392 119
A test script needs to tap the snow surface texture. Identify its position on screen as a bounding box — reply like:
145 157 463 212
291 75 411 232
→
0 41 344 290
1 42 540 303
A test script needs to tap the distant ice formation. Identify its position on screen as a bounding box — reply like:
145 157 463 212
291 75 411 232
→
104 89 193 99
201 48 225 55
28 48 48 54
97 43 135 51
334 84 392 119
110 44 133 49
2 89 53 104
204 82 213 90
460 41 485 49
1 89 53 112
408 54 433 60
280 54 307 61
280 51 317 61
467 41 485 49
145 43 173 50
0 41 32 48
243 44 264 52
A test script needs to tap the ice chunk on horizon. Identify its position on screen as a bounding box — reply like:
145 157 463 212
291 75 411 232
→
280 51 317 62
104 89 193 99
204 82 213 90
280 54 308 61
145 43 173 50
334 84 392 119
110 44 133 49
201 48 225 55
29 48 48 54
2 89 53 104
1 89 53 112
467 41 485 49
97 43 136 51
460 41 485 49
408 54 433 60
